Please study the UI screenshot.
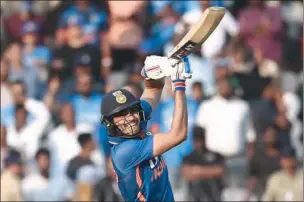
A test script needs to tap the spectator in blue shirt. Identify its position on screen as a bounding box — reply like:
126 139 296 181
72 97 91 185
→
57 0 109 48
21 21 51 98
4 43 40 99
148 81 199 194
69 72 103 133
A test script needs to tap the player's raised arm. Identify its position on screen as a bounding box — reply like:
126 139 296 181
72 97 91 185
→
140 56 171 111
141 56 191 157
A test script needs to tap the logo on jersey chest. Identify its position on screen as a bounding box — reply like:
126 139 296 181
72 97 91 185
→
150 157 166 182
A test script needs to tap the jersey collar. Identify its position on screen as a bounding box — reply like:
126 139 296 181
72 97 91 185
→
108 131 151 145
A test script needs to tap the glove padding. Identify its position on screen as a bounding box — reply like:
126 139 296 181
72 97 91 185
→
141 55 192 82
169 57 192 81
141 55 171 80
170 57 192 91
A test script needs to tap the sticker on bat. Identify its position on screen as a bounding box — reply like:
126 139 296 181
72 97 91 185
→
172 41 198 60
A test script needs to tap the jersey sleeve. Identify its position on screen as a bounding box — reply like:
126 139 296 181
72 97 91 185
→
140 100 152 120
112 136 154 172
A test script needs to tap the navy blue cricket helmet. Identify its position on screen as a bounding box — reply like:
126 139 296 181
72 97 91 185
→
100 89 145 137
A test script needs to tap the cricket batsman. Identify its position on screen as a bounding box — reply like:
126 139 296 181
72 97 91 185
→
100 56 191 201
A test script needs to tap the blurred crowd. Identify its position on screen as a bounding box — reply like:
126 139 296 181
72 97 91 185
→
0 0 303 201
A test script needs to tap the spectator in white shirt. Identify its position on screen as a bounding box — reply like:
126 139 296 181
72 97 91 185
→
22 148 74 201
6 98 50 164
47 103 105 178
179 0 239 59
47 103 82 178
196 77 256 188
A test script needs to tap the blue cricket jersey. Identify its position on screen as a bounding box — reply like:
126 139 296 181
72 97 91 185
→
108 100 174 202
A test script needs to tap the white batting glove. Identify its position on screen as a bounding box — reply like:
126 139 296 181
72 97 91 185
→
170 57 192 91
141 55 171 80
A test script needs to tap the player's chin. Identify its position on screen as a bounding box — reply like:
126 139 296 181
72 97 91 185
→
125 126 140 136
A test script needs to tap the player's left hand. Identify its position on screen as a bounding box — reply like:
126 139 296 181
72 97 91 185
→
141 55 171 80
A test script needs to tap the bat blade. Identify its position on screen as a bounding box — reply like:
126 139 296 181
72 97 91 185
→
168 7 226 60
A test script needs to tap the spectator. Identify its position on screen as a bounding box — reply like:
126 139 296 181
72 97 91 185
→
196 77 256 188
21 20 52 89
47 103 90 178
66 133 102 201
273 113 292 149
6 100 50 163
69 73 103 129
106 1 145 90
0 57 13 108
263 147 303 201
22 148 74 201
246 126 281 200
250 81 280 141
52 14 101 83
149 80 199 199
94 157 124 201
183 126 225 201
239 1 283 62
56 0 109 48
191 82 208 103
2 0 44 42
5 43 40 99
0 150 23 201
229 41 272 101
1 81 49 127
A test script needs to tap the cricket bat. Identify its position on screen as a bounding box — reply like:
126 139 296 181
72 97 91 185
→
167 7 226 60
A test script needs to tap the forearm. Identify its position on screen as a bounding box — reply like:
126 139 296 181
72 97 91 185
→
43 91 57 110
170 90 187 141
141 79 164 110
25 99 50 120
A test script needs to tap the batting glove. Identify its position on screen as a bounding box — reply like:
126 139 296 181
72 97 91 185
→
170 57 192 91
141 55 171 80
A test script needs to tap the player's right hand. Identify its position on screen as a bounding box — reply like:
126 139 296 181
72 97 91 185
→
141 55 171 80
169 57 192 81
170 57 192 91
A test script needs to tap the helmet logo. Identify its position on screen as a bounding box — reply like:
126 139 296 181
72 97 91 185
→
112 90 127 104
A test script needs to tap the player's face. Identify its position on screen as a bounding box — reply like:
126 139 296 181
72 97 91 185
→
113 108 141 136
